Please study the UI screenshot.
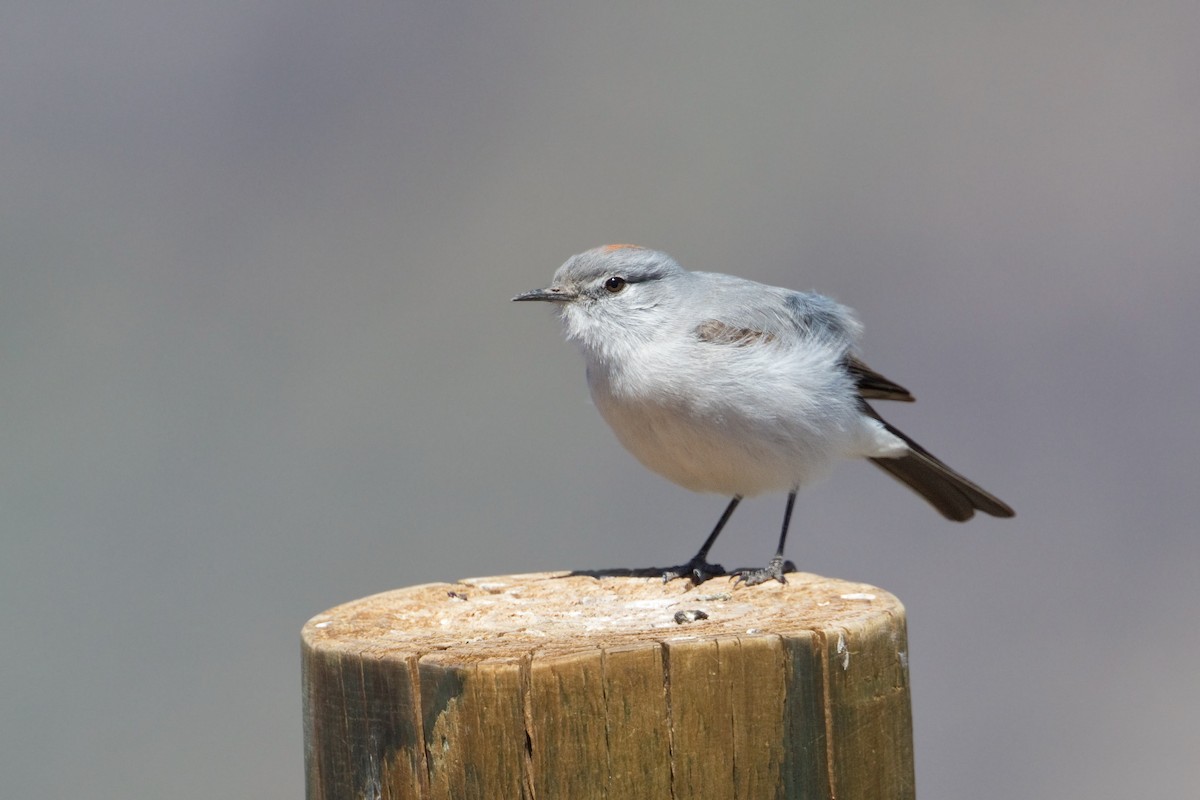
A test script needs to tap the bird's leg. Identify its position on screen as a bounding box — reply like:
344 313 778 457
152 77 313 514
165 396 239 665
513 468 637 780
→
661 496 741 584
733 490 797 586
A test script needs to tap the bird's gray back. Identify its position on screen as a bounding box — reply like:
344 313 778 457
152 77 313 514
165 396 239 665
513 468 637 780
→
688 271 862 352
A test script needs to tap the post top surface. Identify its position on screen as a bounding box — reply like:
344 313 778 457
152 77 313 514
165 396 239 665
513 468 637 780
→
303 571 904 664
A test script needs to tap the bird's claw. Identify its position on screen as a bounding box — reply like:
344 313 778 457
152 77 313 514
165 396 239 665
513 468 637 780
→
732 556 793 587
661 557 727 585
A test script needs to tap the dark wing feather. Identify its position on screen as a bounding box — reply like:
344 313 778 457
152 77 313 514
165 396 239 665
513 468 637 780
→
845 355 915 402
693 319 778 347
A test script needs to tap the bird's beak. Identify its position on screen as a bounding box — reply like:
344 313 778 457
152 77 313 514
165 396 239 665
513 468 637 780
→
512 286 577 303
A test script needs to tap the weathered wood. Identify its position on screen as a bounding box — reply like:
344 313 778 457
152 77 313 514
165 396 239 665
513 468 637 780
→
302 571 914 799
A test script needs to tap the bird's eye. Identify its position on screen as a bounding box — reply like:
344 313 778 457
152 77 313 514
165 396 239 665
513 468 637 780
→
604 276 627 293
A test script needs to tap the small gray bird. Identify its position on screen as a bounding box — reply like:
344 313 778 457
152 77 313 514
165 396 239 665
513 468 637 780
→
514 244 1013 585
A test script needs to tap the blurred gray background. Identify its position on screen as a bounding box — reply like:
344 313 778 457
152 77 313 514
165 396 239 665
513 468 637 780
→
2 2 1197 798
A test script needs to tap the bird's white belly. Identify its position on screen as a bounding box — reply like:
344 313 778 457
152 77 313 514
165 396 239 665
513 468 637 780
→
589 385 846 497
581 333 906 496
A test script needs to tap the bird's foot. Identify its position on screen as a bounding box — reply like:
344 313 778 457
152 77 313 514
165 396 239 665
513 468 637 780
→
732 556 794 587
661 557 727 585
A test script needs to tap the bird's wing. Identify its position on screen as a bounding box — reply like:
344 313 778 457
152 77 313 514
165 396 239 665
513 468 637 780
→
692 319 781 347
691 280 862 349
690 280 915 402
844 355 915 402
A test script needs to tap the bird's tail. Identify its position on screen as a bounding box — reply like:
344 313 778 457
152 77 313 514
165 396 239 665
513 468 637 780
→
867 413 1014 522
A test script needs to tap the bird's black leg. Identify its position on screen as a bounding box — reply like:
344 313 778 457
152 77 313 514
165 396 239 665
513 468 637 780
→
661 496 741 584
734 490 797 586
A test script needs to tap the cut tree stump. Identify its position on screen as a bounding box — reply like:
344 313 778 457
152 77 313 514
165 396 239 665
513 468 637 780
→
302 571 914 800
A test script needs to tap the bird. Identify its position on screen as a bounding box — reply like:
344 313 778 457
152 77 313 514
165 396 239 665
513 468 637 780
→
514 244 1013 586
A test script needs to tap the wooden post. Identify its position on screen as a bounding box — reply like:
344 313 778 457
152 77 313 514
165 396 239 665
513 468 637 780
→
302 571 914 800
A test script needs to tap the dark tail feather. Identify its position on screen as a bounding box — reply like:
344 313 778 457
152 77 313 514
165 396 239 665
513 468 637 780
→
867 415 1014 522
